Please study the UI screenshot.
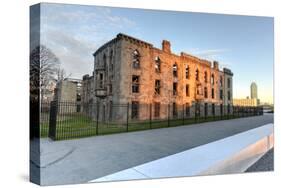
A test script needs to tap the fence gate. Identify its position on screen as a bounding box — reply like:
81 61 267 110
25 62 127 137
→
48 101 57 140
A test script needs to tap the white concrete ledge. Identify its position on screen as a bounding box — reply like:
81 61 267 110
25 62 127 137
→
90 123 274 182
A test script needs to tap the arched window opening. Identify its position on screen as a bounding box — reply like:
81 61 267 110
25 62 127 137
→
155 56 161 73
132 50 140 69
185 64 190 79
103 54 107 68
204 71 208 83
211 74 215 85
204 87 208 98
109 50 113 71
220 76 223 87
109 50 114 80
173 63 178 77
195 69 199 81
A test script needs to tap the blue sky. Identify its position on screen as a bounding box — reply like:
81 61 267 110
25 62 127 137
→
38 3 274 103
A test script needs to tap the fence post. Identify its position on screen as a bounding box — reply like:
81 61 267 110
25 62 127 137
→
240 107 241 117
168 104 170 127
250 107 252 116
221 105 223 120
238 106 240 117
96 102 99 135
205 104 207 120
126 102 129 132
182 104 185 125
195 104 197 123
213 105 215 121
149 103 152 129
227 105 229 119
195 104 198 123
251 107 253 116
48 101 58 140
256 107 258 116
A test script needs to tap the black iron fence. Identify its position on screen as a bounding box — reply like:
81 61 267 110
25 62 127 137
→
40 101 263 141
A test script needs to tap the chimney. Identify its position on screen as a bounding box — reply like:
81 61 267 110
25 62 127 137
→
213 61 219 70
82 74 89 80
162 40 171 53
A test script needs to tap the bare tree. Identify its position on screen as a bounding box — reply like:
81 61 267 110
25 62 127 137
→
55 67 72 83
30 45 60 103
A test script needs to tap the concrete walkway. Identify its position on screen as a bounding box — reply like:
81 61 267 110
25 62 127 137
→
34 114 273 185
90 124 273 183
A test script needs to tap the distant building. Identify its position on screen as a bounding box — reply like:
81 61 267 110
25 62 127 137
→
54 78 82 113
55 78 82 102
251 82 258 99
234 82 260 107
233 98 258 107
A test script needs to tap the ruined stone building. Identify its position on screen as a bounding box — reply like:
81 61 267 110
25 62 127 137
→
81 74 95 113
82 33 233 121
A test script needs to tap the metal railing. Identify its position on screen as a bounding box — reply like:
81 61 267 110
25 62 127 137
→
40 101 264 141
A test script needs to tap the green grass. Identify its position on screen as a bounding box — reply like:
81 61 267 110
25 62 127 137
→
40 113 260 141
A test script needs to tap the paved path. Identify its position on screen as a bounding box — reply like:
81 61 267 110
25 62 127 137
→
246 148 274 172
34 114 273 185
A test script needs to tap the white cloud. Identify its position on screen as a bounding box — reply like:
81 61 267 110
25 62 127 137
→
40 29 96 79
39 5 136 79
192 49 230 60
184 48 232 69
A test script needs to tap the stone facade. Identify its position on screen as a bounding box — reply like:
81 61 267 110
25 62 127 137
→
55 78 82 113
81 74 96 116
82 74 95 104
82 33 233 121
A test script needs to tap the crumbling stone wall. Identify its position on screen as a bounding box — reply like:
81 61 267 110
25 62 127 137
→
86 33 233 122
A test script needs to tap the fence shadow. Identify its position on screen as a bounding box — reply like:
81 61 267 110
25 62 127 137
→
40 101 264 141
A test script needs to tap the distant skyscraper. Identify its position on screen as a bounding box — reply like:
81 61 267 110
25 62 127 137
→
251 82 258 99
234 82 259 107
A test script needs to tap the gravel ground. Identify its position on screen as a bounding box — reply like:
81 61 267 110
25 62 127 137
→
246 148 274 172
